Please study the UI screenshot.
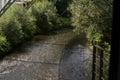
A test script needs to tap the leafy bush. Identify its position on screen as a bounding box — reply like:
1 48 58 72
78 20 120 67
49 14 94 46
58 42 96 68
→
0 4 36 46
55 17 71 29
10 4 37 39
69 0 112 46
31 0 57 33
0 37 10 54
0 12 23 46
0 28 10 55
0 31 10 54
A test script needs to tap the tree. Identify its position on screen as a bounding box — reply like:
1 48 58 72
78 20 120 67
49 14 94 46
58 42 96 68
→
69 0 112 46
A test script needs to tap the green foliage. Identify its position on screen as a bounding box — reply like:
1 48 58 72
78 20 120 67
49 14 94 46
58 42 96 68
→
31 0 72 33
1 20 23 45
0 11 23 45
0 30 10 54
0 4 36 54
31 0 57 33
69 0 112 46
55 17 71 29
12 5 37 39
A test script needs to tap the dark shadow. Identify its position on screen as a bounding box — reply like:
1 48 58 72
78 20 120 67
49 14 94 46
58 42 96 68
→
55 0 72 17
59 33 91 80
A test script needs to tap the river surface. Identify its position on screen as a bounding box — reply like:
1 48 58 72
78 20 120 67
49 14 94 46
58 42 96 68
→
0 29 92 80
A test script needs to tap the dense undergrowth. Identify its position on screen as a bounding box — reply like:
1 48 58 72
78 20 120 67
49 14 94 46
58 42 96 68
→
0 0 71 55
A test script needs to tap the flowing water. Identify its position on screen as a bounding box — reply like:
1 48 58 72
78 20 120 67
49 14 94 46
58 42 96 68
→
0 29 92 80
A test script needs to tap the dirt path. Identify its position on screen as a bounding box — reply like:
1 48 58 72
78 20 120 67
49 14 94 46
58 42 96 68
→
0 29 92 80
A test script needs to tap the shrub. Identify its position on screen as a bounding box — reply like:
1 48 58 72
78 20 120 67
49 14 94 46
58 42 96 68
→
69 0 112 46
31 0 57 33
0 15 23 46
0 4 36 46
0 31 10 54
12 5 37 39
54 17 71 29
